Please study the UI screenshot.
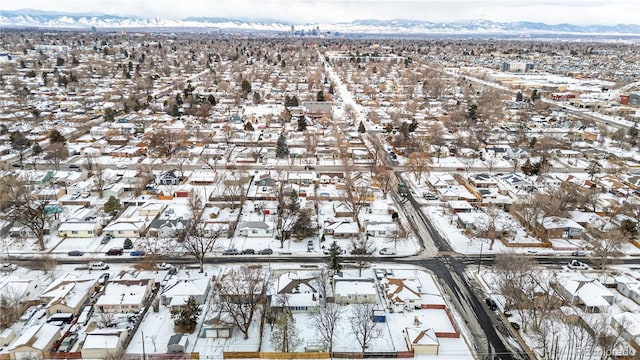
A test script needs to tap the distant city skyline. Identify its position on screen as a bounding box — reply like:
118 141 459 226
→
1 0 639 26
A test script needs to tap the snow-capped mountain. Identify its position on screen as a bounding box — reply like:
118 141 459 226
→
1 9 640 35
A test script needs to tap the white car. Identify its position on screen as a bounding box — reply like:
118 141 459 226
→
567 260 589 270
378 247 396 255
157 263 173 270
89 262 109 270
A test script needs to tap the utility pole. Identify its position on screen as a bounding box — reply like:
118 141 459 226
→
141 331 146 360
477 243 483 274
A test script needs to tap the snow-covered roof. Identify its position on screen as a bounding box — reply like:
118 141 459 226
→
334 278 376 296
406 327 439 346
83 329 126 349
9 323 60 351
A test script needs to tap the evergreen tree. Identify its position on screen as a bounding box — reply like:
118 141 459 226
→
358 121 366 133
244 121 254 132
516 91 523 102
467 104 478 120
316 90 325 102
31 143 42 157
48 129 66 144
276 133 289 158
207 94 217 105
291 209 316 241
297 116 306 131
531 89 539 102
104 196 122 213
326 241 342 272
241 79 252 96
171 296 202 333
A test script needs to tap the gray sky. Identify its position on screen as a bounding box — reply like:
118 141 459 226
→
3 0 639 25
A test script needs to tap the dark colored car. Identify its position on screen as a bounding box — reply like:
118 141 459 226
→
130 250 145 256
222 248 239 255
67 250 84 256
100 235 112 245
485 297 498 310
106 248 123 256
510 322 521 330
350 248 372 255
258 248 273 255
241 249 255 255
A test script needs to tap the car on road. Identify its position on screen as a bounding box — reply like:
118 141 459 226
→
455 167 465 171
571 251 588 257
222 248 239 255
568 260 589 270
130 250 145 256
89 262 109 270
510 322 521 331
69 164 80 169
307 240 314 251
67 250 85 256
378 247 396 255
241 249 255 255
98 272 110 284
116 163 127 169
105 248 123 256
157 263 173 270
258 248 273 255
304 165 316 170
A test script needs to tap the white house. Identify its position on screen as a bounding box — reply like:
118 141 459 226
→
555 273 614 313
334 277 377 304
238 221 274 238
161 277 211 310
381 277 422 313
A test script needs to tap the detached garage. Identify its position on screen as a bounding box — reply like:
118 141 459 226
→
405 327 439 355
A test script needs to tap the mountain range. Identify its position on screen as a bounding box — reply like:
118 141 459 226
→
2 9 640 36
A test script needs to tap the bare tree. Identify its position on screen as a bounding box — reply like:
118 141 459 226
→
350 303 382 352
181 192 221 273
588 225 626 271
310 302 343 353
44 142 69 171
222 177 245 212
270 297 302 352
7 178 51 251
0 285 25 328
349 235 376 276
372 166 395 198
214 266 269 340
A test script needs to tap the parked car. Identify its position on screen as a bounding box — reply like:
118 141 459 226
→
67 250 85 256
350 248 373 255
69 164 80 169
568 260 589 270
307 240 314 251
304 165 316 170
1 263 17 272
258 248 273 255
58 333 78 352
98 272 110 285
222 248 239 255
241 249 255 255
510 322 521 330
378 247 396 255
157 263 173 270
130 250 146 257
105 248 123 256
89 262 109 270
485 297 498 310
100 235 112 245
571 251 588 257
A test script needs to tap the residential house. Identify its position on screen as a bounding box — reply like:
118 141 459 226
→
616 276 640 305
381 277 423 313
94 278 154 313
364 221 399 238
468 174 497 189
39 273 98 316
334 277 377 304
156 170 183 186
554 273 614 313
540 216 584 240
238 221 274 238
611 312 640 351
8 323 61 360
323 220 359 239
0 279 40 309
405 327 439 355
147 218 190 239
161 277 211 310
269 272 320 313
448 200 474 213
57 221 102 238
81 329 128 359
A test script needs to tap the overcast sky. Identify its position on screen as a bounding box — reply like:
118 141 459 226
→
3 0 639 25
